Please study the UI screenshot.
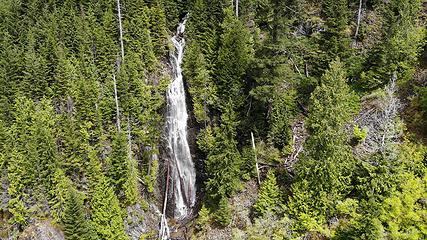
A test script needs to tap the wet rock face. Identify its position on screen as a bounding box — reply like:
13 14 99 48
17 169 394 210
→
19 220 64 240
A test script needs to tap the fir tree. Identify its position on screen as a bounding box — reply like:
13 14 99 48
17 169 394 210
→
318 0 351 70
183 42 217 123
214 197 232 227
216 8 253 110
253 170 282 216
90 175 128 240
288 59 358 230
205 105 242 203
63 187 97 240
148 1 168 57
108 132 129 197
360 0 423 89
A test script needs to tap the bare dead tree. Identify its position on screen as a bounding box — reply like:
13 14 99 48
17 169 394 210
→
113 71 121 132
354 73 402 159
251 132 261 186
305 63 309 78
159 164 171 240
235 0 239 17
117 0 125 63
354 0 363 39
111 0 125 133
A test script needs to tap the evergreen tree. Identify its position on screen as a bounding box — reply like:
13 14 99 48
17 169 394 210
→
183 42 217 123
216 8 253 110
214 197 232 227
205 105 242 202
31 99 60 193
6 97 33 226
187 0 217 67
148 1 168 57
7 97 60 226
49 169 72 222
308 59 359 132
63 187 97 240
253 170 282 216
108 132 129 197
288 59 358 230
360 0 423 89
318 0 351 72
90 175 128 240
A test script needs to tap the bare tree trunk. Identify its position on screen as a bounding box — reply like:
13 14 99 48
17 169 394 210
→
251 132 261 186
354 0 363 39
159 164 171 240
113 72 121 132
117 0 125 63
289 56 301 75
305 63 309 78
235 0 239 17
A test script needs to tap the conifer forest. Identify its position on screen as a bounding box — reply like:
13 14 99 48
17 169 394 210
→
0 0 427 239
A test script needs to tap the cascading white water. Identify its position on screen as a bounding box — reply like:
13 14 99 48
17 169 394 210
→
165 15 196 220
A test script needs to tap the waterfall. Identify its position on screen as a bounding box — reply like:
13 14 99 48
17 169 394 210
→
165 15 196 220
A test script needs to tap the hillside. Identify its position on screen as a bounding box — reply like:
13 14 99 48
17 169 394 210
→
0 0 426 239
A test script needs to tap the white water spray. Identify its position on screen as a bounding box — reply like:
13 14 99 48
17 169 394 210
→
165 15 196 220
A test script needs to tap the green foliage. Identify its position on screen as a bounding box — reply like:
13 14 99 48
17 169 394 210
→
308 59 359 132
108 132 130 196
216 8 254 110
186 0 217 65
0 1 426 239
379 173 427 239
334 141 427 239
49 169 72 222
7 97 60 226
183 42 217 123
90 176 128 240
269 89 297 152
289 59 358 230
195 204 211 235
123 146 140 206
253 170 282 216
148 2 169 57
417 86 427 127
214 197 232 227
353 125 368 144
143 156 158 194
360 0 424 89
319 0 351 65
205 106 243 202
63 187 97 240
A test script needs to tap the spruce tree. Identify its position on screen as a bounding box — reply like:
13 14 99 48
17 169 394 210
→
63 187 97 240
108 132 129 197
6 97 33 226
253 170 282 216
214 197 232 227
183 42 217 123
216 8 253 110
289 59 358 230
90 175 128 240
205 105 242 202
319 0 351 69
360 0 423 89
148 1 168 57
